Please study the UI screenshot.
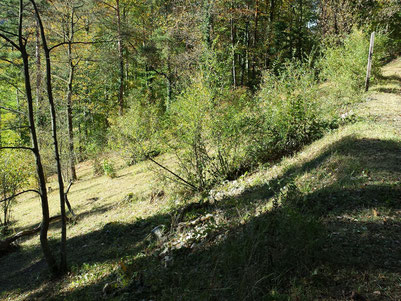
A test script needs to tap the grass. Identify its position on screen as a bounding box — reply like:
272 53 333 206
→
1 59 401 300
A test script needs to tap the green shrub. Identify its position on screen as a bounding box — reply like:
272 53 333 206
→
319 29 369 96
319 29 388 98
252 61 324 163
165 79 254 192
109 101 164 165
102 160 116 178
0 150 32 226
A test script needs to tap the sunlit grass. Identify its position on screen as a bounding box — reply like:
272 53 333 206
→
2 59 401 300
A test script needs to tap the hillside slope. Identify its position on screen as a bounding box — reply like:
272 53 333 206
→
1 59 401 300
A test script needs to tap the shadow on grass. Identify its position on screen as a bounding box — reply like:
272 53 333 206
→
1 136 401 300
379 73 401 82
374 87 401 94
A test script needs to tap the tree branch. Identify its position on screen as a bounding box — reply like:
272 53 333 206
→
0 57 22 67
64 181 75 217
0 28 19 38
0 125 30 132
0 146 33 151
0 33 20 50
0 189 41 203
147 156 198 190
98 0 117 11
0 105 26 115
49 40 114 52
65 181 74 194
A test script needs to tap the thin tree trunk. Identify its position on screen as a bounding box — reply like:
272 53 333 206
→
116 0 124 115
67 7 77 181
245 17 250 86
252 0 259 85
32 0 68 274
230 0 236 87
0 100 2 147
66 50 77 181
297 0 303 59
17 0 58 275
35 23 43 123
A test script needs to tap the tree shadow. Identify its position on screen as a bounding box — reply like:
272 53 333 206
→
1 135 401 300
373 87 401 94
378 73 401 84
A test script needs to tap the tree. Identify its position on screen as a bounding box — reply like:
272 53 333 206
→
0 0 69 276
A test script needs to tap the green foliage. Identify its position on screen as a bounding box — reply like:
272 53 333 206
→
165 79 254 192
109 101 164 165
0 150 32 226
102 160 116 178
319 30 368 95
319 29 388 97
91 157 116 178
253 61 324 163
163 61 333 194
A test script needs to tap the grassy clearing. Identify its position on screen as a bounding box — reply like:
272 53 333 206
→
1 59 401 300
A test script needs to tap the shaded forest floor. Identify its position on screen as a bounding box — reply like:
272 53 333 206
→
1 60 401 300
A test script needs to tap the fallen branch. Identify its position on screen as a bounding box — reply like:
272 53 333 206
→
147 156 198 191
0 215 68 254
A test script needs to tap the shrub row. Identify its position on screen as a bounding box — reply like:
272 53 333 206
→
110 30 388 193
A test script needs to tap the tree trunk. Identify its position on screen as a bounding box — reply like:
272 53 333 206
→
66 50 77 181
116 0 124 115
297 0 303 59
32 0 68 274
67 7 77 181
17 0 58 276
230 0 236 87
35 23 43 126
0 100 2 146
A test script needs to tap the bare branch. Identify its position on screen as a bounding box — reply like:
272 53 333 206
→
0 190 41 203
0 125 30 132
0 146 33 151
0 57 21 66
49 40 114 52
147 156 198 191
64 181 75 216
0 105 26 115
0 33 20 50
98 0 117 11
0 28 18 38
65 181 74 194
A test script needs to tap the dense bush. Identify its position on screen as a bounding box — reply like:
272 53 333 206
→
164 62 326 193
319 29 388 98
109 101 164 165
0 150 32 226
165 80 254 191
250 62 325 164
110 30 386 195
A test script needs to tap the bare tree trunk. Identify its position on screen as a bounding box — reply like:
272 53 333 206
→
0 101 2 147
297 0 303 59
67 7 77 181
31 0 68 274
116 0 124 115
35 23 43 121
66 52 77 181
230 0 236 87
15 0 58 276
